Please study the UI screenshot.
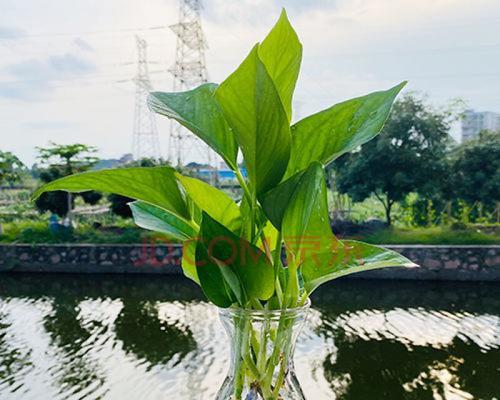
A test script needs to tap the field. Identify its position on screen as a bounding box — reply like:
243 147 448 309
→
1 188 499 245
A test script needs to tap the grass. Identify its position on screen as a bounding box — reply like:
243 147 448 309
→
354 226 500 245
0 219 173 244
1 217 498 246
2 220 498 245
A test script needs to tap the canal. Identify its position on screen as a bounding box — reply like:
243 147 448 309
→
0 274 498 399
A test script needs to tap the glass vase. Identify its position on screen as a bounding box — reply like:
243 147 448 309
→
216 300 310 400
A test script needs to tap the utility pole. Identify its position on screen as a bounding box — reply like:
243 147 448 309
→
132 35 161 160
169 0 209 167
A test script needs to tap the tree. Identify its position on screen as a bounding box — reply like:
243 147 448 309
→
333 93 454 225
34 143 102 219
0 151 25 234
449 130 500 218
36 143 99 175
0 151 24 187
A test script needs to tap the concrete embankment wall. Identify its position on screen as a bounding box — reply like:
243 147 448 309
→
0 243 498 281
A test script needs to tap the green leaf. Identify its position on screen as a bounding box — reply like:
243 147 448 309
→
195 239 235 307
279 162 337 305
261 221 279 251
302 240 418 294
259 169 304 230
278 162 417 295
31 167 190 219
285 82 407 177
239 195 268 241
182 240 200 285
258 9 302 121
281 162 339 259
197 212 274 305
175 173 241 233
129 201 196 241
149 83 238 169
216 45 291 195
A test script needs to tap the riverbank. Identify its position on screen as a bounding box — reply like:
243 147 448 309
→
1 220 498 245
0 243 498 281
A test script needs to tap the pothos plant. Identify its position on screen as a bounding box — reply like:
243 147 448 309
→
32 10 416 400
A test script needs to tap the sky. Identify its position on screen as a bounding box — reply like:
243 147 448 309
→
1 0 499 166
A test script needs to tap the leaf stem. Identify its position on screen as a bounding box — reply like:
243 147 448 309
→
235 168 252 205
250 298 264 310
261 233 272 262
284 252 299 308
272 231 284 307
235 168 258 242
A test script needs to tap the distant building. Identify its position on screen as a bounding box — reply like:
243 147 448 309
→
92 153 134 170
197 167 247 182
461 109 500 142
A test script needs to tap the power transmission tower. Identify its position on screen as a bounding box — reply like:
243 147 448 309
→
169 0 210 167
132 35 161 160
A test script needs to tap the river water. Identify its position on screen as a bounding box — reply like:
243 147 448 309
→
0 274 498 399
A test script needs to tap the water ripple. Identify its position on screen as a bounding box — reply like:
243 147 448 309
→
0 276 499 399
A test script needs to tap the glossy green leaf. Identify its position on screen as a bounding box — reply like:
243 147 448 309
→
302 240 418 294
261 221 279 251
182 240 200 285
258 9 302 121
285 82 407 177
175 173 241 233
279 163 417 295
31 167 190 219
259 169 304 230
197 212 274 305
129 201 196 241
149 83 238 169
195 239 235 307
216 45 291 195
281 162 339 260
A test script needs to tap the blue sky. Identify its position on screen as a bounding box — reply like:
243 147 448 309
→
1 0 499 165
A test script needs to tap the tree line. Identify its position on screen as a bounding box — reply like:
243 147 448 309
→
333 93 500 225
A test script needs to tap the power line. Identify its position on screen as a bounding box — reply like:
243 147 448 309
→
168 0 211 167
4 26 168 40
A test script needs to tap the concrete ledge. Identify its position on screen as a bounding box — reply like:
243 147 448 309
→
0 243 498 281
359 245 499 281
0 243 183 274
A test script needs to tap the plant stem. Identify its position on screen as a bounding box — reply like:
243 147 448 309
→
250 298 264 310
235 168 258 243
261 233 272 262
241 319 261 380
284 253 299 308
234 316 244 399
250 199 256 243
272 231 284 307
272 358 286 398
235 168 252 205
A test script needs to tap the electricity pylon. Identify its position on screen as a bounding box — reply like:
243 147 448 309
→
132 35 161 160
168 0 210 166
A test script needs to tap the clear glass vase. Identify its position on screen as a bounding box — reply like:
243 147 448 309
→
216 300 310 400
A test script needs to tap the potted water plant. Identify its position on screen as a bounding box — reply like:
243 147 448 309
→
32 9 416 400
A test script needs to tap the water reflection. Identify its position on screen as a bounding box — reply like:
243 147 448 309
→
311 280 500 400
0 310 33 394
0 274 498 400
114 300 196 366
43 297 107 398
